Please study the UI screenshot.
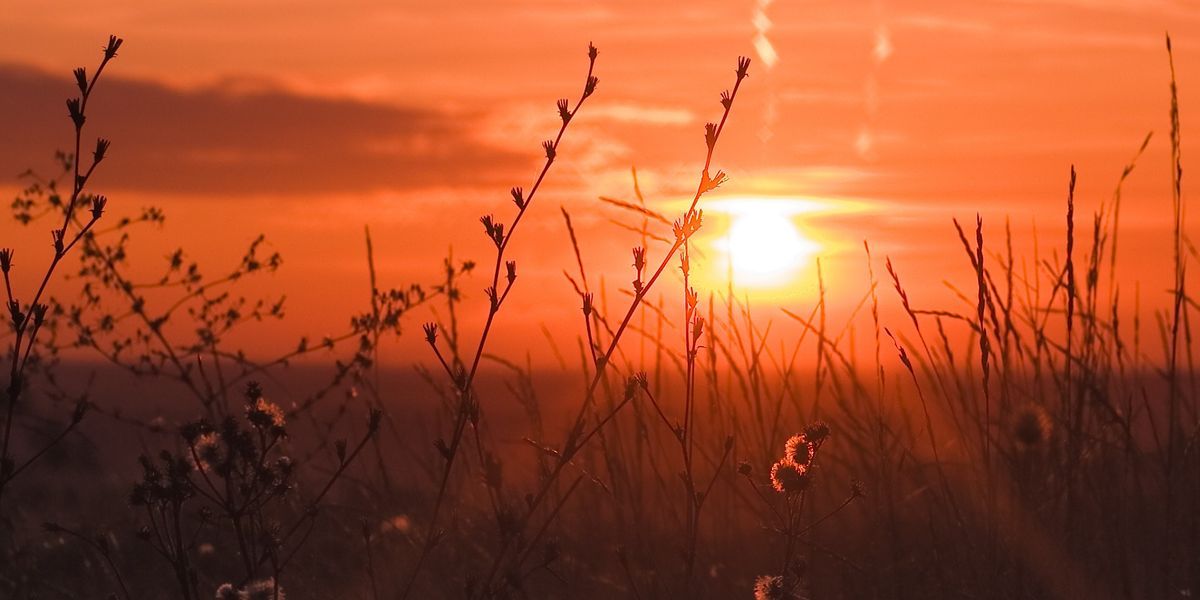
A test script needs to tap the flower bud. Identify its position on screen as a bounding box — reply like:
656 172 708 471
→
104 35 124 60
66 98 85 129
73 68 88 94
557 98 571 124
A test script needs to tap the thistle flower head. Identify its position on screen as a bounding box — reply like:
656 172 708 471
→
803 421 830 444
784 434 815 465
753 575 787 600
770 458 810 494
180 419 212 444
243 578 284 600
1013 404 1053 447
247 396 286 432
191 432 224 473
214 583 239 600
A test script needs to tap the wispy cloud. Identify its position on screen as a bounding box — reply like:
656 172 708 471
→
587 103 695 126
0 64 524 195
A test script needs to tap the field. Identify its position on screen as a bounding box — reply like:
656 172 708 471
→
2 23 1200 600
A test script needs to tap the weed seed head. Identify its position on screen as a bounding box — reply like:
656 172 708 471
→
243 578 284 600
770 459 810 494
1013 404 1053 447
753 575 789 600
803 421 830 444
247 397 286 432
784 434 814 465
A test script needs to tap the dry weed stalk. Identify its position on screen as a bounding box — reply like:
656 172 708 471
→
0 35 123 512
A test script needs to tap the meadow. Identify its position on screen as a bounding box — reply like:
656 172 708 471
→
1 33 1199 600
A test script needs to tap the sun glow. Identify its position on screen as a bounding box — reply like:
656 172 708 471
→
700 196 825 288
725 213 816 284
710 197 824 289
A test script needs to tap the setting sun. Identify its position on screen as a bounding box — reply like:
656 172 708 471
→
710 197 823 288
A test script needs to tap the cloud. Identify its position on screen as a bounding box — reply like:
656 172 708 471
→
587 103 695 126
0 64 526 196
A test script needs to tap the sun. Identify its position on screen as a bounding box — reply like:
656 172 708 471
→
710 198 823 288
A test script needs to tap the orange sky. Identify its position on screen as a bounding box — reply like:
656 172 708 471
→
1 1 1198 367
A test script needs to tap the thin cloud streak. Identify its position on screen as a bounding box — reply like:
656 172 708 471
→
0 64 525 195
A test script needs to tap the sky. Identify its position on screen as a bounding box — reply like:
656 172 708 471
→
0 1 1197 367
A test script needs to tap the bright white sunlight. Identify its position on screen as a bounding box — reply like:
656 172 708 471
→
710 197 823 288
